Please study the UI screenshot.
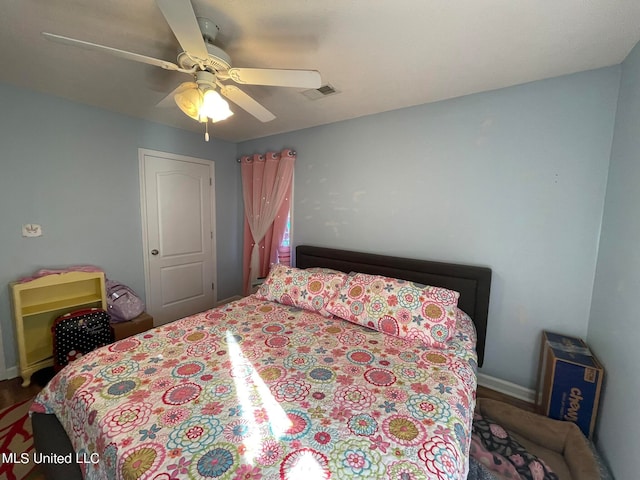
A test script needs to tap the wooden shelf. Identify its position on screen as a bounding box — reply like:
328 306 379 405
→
21 294 103 316
10 271 107 386
25 346 53 366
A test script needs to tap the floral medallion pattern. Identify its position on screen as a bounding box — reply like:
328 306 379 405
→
32 295 477 479
326 273 460 348
256 265 348 318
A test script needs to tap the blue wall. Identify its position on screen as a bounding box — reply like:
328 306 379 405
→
0 83 243 369
588 40 640 479
239 67 620 389
1 56 635 478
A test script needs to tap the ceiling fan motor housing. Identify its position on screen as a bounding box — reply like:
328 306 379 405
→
177 17 231 72
195 71 216 88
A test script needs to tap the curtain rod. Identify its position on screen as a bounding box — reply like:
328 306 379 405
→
236 150 297 162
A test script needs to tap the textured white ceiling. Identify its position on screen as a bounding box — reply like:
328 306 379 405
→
1 0 639 142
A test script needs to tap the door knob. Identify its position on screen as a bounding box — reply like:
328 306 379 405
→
151 249 159 256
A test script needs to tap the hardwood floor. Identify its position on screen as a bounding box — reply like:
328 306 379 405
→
0 377 42 410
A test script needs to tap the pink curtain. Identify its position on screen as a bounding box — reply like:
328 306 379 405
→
241 149 295 295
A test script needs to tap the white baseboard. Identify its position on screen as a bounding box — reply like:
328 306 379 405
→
477 373 536 404
1 365 19 381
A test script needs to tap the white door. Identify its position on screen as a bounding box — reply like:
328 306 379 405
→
139 149 217 326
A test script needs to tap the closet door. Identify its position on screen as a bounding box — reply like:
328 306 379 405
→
139 149 217 326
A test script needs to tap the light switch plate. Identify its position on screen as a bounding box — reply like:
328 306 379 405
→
22 224 42 237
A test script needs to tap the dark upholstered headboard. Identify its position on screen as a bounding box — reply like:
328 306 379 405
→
296 245 492 367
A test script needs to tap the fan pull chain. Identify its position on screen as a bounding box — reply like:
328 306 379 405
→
205 118 210 142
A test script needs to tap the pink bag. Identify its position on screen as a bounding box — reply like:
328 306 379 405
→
105 279 145 322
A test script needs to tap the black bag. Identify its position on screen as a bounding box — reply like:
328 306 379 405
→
52 308 114 371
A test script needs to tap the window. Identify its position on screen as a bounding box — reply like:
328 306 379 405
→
277 213 291 265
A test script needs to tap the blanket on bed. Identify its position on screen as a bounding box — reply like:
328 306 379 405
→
32 295 479 479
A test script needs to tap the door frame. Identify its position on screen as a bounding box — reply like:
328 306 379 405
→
138 148 217 324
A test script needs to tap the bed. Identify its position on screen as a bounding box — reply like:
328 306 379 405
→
31 245 491 479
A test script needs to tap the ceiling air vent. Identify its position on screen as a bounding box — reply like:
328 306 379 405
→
302 84 339 100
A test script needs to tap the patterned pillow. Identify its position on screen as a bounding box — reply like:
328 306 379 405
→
255 264 348 317
325 273 460 347
304 267 345 275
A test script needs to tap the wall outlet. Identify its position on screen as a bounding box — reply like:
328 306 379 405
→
22 224 42 237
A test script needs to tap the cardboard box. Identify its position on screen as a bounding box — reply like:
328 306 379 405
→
111 312 153 341
536 331 603 438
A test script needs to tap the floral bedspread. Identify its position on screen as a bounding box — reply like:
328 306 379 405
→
31 295 478 480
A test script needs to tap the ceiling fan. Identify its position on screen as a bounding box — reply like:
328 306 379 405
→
42 0 322 140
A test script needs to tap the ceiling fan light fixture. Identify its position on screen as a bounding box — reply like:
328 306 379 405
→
200 89 233 122
174 86 203 121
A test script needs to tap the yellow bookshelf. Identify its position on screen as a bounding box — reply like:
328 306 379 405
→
10 271 107 386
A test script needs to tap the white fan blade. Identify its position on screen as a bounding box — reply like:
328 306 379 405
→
227 68 321 88
156 0 209 61
42 32 184 72
156 82 196 107
220 85 275 122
